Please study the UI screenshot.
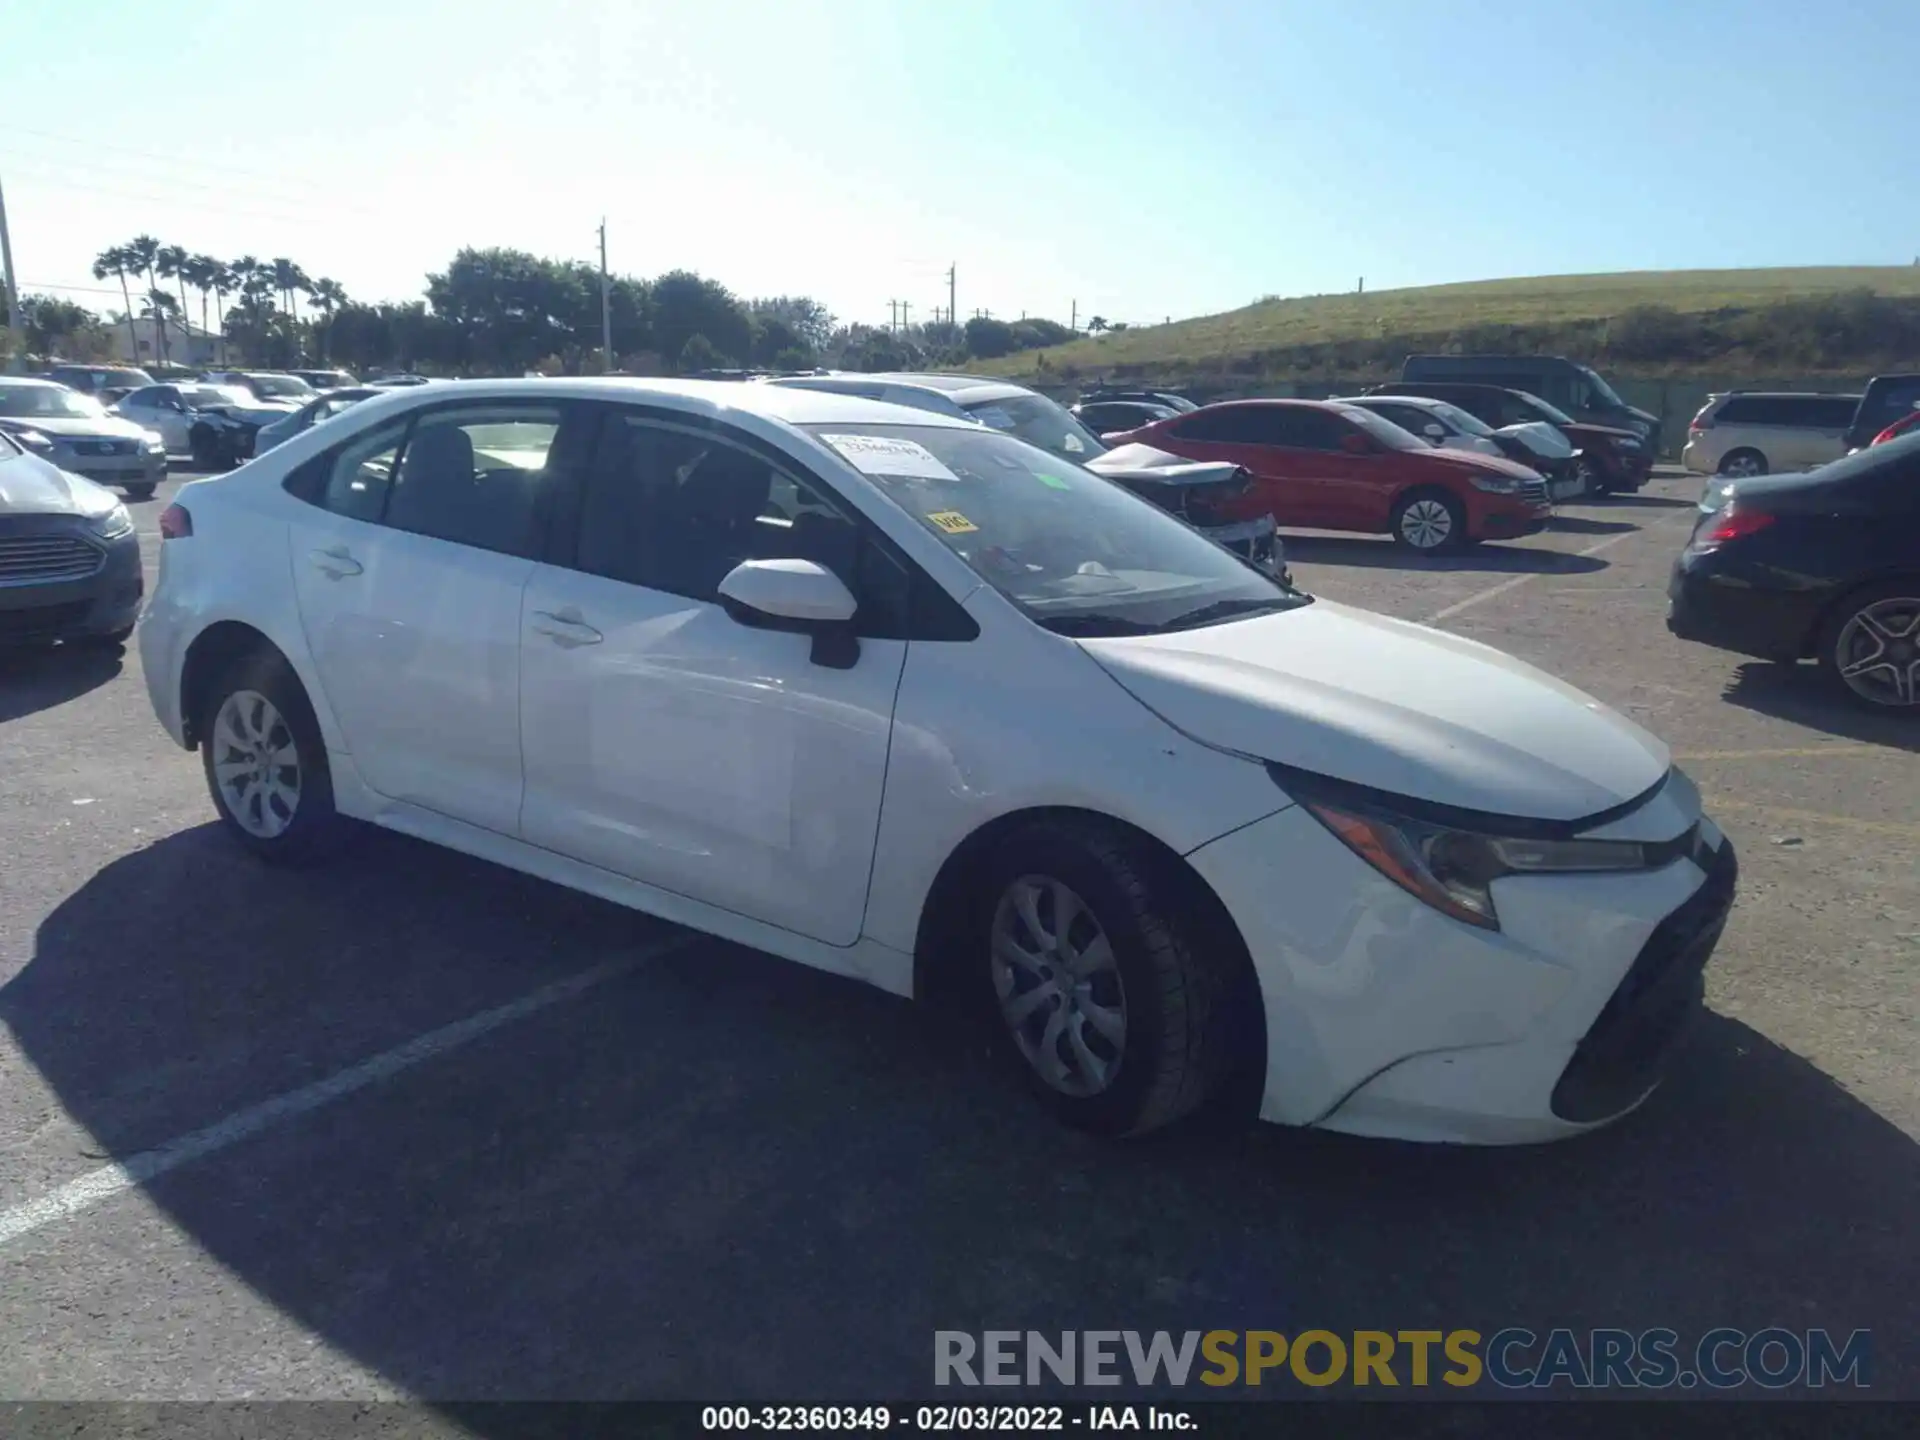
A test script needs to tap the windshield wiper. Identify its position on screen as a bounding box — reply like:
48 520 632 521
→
1157 595 1301 633
1036 613 1161 637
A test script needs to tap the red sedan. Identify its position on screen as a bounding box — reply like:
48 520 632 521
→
1105 399 1552 554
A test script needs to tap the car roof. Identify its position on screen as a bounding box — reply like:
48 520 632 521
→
356 376 982 429
852 372 1036 403
1712 390 1861 400
0 377 67 389
1346 393 1450 409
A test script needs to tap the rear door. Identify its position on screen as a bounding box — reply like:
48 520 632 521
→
1157 405 1332 525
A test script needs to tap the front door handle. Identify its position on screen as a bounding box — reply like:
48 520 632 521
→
530 607 603 648
309 545 362 579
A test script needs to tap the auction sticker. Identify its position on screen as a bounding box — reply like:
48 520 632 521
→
925 510 979 535
820 434 959 481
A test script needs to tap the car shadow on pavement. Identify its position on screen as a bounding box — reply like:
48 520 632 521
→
1282 535 1609 576
1547 516 1638 535
6 826 1917 1405
0 643 125 723
1603 493 1698 510
1721 661 1920 753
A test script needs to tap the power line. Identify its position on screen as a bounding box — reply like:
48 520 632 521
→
0 123 345 194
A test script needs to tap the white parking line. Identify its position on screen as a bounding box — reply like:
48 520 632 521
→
0 933 695 1252
1422 509 1699 627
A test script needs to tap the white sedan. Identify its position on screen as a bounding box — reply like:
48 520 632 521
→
138 379 1736 1144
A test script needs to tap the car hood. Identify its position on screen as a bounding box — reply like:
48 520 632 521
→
1495 422 1573 459
1565 420 1639 444
0 453 125 518
1084 443 1244 488
1079 601 1669 822
10 415 150 441
203 400 296 423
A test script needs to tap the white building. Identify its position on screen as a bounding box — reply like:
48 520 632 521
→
107 316 220 368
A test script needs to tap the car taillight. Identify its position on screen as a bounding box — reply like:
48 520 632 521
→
1697 504 1774 548
158 503 193 539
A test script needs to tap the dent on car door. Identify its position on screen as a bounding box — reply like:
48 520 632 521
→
516 407 909 947
284 401 584 835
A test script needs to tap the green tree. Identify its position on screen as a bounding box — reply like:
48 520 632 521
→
749 295 833 354
125 235 167 363
308 277 347 361
91 245 140 361
651 270 750 370
427 247 594 374
21 294 109 359
205 258 236 364
156 245 193 354
963 315 1016 359
677 332 721 373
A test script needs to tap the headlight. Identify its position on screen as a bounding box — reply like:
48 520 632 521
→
1303 799 1651 931
11 428 53 454
88 504 135 540
141 430 166 451
1469 472 1528 494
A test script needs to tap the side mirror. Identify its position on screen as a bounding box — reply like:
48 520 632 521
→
1339 432 1372 455
717 558 861 669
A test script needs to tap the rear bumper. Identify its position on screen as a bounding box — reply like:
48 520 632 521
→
1666 554 1825 661
0 528 144 645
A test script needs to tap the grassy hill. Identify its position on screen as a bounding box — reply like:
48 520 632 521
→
975 266 1920 385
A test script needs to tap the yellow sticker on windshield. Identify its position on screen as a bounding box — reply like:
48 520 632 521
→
926 510 979 535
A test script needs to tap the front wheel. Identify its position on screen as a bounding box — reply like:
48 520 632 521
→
123 482 156 501
189 426 221 470
1718 449 1768 479
1390 489 1467 555
199 651 358 862
1821 584 1920 714
973 822 1240 1137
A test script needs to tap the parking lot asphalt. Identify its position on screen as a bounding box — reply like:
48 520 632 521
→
0 468 1914 1405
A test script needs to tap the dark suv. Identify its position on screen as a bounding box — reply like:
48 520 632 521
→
1843 374 1920 452
1365 381 1651 493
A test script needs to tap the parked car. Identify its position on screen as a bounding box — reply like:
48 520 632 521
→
770 373 1282 570
139 376 1734 1143
287 368 357 391
1401 354 1660 459
1842 373 1920 453
1338 393 1581 502
252 387 385 455
1367 381 1649 494
367 373 432 388
0 379 166 498
1105 399 1552 554
0 427 144 648
114 382 301 469
1680 392 1860 478
1668 432 1920 713
199 370 320 404
43 364 156 406
1072 399 1180 438
1078 386 1199 414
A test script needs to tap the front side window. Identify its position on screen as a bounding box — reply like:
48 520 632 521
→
959 393 1106 462
1329 405 1423 452
1580 367 1625 409
804 423 1307 637
383 406 559 556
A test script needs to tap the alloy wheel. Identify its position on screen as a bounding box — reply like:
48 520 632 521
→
1399 498 1454 550
990 875 1128 1098
1721 453 1765 478
211 689 302 837
1835 597 1920 708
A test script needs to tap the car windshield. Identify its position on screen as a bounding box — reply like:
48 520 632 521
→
248 374 316 398
182 386 250 409
1580 367 1625 409
0 385 106 419
1429 401 1495 438
1512 389 1575 426
805 423 1308 637
958 393 1109 463
1333 404 1427 451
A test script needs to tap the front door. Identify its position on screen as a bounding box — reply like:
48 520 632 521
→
287 400 580 836
518 406 907 946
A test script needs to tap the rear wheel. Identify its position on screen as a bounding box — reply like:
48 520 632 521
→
123 482 156 501
972 821 1239 1137
199 651 358 861
1821 583 1920 714
189 426 221 470
1390 488 1467 554
1718 448 1767 479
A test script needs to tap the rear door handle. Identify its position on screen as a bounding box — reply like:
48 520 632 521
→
309 545 362 578
531 608 603 647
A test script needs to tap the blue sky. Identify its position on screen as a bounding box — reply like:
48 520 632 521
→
7 0 1916 332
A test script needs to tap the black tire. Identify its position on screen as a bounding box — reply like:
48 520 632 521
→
1818 581 1920 715
123 483 156 501
1389 487 1468 555
968 820 1240 1137
198 649 358 862
189 426 221 470
82 625 135 648
1717 448 1768 479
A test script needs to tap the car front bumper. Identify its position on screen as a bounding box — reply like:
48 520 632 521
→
49 448 165 488
1196 514 1284 573
1186 789 1735 1144
1474 498 1553 540
0 518 144 645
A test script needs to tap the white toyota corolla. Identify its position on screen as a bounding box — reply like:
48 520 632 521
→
140 379 1736 1144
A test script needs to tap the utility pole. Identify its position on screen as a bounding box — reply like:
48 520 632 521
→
947 263 956 333
597 218 613 372
901 301 911 331
0 176 24 373
1071 300 1077 332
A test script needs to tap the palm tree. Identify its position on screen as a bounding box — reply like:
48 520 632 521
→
270 258 309 358
308 277 346 361
125 235 167 364
156 245 193 359
206 259 236 364
91 246 139 361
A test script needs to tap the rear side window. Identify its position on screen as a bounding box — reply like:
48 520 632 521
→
303 415 410 523
1716 395 1855 428
1169 406 1272 444
383 406 560 557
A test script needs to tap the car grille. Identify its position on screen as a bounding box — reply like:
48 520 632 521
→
1550 837 1738 1123
0 532 106 586
1519 478 1549 505
0 600 91 641
69 438 137 457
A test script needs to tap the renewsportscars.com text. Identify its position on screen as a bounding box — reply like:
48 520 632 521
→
934 1328 1871 1390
